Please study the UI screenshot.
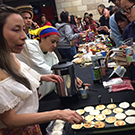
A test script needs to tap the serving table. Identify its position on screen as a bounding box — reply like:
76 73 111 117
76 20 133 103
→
38 64 135 135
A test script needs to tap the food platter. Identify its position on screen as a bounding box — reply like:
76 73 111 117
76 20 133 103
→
64 101 135 135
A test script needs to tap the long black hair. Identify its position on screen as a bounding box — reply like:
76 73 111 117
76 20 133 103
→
128 0 135 3
60 11 69 23
115 8 130 35
70 15 76 25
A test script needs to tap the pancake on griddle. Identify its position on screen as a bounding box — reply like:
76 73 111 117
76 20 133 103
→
85 115 94 121
125 116 135 124
90 109 100 115
71 123 83 129
113 107 123 113
125 109 135 116
95 114 106 121
96 104 105 110
115 113 126 120
119 102 130 109
84 106 94 112
105 116 116 124
102 109 112 115
114 120 126 126
83 121 95 128
107 103 116 109
131 102 135 108
76 109 85 115
94 121 105 128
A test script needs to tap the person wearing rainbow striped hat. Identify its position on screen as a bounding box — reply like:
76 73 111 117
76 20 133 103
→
17 25 60 99
17 25 90 100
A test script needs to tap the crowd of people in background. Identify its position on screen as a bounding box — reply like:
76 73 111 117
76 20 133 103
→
13 0 129 61
1 0 135 134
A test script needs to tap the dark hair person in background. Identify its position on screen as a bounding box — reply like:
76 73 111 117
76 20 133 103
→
83 12 89 25
116 0 135 81
89 13 100 28
97 4 110 34
108 0 121 8
70 15 90 50
38 14 52 27
0 4 84 134
115 8 130 36
121 0 135 41
55 11 85 61
108 0 124 47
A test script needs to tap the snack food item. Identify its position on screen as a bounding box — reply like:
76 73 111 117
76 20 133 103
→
53 123 64 131
71 123 83 129
76 109 85 115
131 102 135 108
55 120 65 125
90 110 100 115
115 113 126 120
94 121 105 128
102 109 112 115
84 106 94 112
95 114 106 121
114 120 126 126
83 121 95 128
105 116 116 124
125 109 135 116
125 116 135 124
119 102 130 109
96 104 106 110
85 115 95 121
51 131 63 135
107 104 116 109
113 108 123 113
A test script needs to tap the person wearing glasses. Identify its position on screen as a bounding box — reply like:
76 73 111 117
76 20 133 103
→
112 0 135 82
121 0 135 41
97 4 110 35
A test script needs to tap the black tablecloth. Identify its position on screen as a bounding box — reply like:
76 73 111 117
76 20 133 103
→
38 64 135 135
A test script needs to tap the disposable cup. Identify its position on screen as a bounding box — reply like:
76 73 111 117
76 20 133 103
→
80 89 87 99
122 37 133 46
124 47 132 62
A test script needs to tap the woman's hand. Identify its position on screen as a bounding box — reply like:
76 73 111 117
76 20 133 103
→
56 110 85 124
97 26 109 33
103 26 109 33
41 74 63 83
79 32 86 37
76 77 91 89
112 45 131 67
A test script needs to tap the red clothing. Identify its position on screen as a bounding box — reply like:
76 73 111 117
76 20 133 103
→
84 23 96 32
39 21 52 27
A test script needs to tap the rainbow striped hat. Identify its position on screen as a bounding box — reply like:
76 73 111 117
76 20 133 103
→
29 25 59 40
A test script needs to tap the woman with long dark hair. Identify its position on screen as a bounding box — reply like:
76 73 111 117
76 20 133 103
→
115 8 130 36
38 14 52 27
0 5 84 134
55 11 85 61
70 15 90 50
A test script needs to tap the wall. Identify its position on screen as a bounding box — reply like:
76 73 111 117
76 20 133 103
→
55 0 114 22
